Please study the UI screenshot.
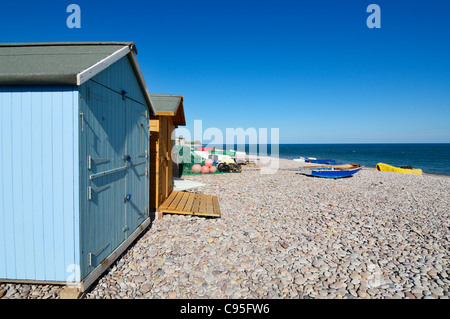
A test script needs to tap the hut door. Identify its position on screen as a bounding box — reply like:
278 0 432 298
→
80 83 127 277
159 118 170 205
124 100 149 238
167 122 174 195
81 87 149 277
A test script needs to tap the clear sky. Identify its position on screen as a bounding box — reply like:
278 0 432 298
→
1 0 449 143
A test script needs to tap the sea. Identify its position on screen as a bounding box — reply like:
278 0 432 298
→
206 144 450 176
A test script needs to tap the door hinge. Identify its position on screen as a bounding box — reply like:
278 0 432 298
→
137 151 148 158
87 186 92 200
79 112 84 132
122 226 129 233
88 242 111 267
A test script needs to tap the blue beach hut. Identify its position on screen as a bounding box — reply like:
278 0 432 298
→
0 42 155 293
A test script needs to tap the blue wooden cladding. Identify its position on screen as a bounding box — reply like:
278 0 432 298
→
0 55 150 286
0 86 80 282
78 56 150 279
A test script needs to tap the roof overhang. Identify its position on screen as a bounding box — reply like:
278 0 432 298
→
76 46 131 85
0 42 156 115
149 94 186 126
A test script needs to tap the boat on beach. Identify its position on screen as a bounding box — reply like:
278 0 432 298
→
376 163 422 175
294 157 337 165
299 164 362 179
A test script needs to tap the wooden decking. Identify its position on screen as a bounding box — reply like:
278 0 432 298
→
158 191 221 218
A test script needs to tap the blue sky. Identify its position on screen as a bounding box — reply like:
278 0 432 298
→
1 0 449 143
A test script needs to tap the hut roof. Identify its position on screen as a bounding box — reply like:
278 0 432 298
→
0 42 155 114
149 94 186 126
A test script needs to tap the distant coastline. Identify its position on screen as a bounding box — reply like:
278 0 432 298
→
197 143 450 176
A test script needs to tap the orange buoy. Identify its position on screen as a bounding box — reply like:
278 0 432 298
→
201 166 210 174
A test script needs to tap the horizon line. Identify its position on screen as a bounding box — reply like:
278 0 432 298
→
188 142 450 145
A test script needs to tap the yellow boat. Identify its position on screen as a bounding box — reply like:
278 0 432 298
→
376 163 422 175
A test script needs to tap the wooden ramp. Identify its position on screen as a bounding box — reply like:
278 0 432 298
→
158 191 221 218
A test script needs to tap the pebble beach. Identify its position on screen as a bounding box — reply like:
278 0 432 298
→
1 158 449 299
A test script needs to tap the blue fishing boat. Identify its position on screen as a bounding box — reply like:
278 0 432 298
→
300 164 362 179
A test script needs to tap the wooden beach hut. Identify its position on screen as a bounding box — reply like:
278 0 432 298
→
149 94 221 218
149 94 186 211
0 42 155 294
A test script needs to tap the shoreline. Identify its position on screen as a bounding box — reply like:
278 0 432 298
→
251 154 450 178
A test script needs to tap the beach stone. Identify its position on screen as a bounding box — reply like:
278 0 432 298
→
312 259 325 268
357 290 368 298
168 291 177 299
134 275 146 283
5 289 17 298
141 283 152 293
404 292 416 299
350 273 361 280
430 288 444 296
225 287 235 296
351 278 361 285
205 275 214 283
240 262 252 270
148 249 158 258
295 276 307 285
155 269 165 277
297 258 308 265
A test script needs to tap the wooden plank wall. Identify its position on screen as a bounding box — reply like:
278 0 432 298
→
150 119 160 210
0 86 80 282
150 116 174 210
